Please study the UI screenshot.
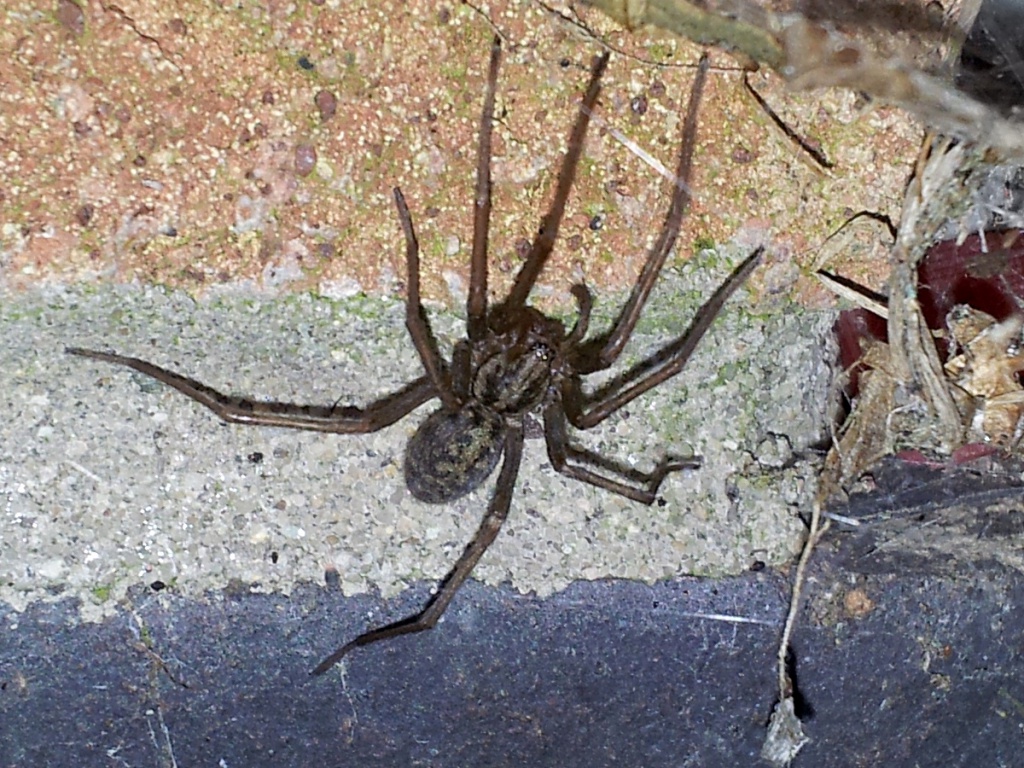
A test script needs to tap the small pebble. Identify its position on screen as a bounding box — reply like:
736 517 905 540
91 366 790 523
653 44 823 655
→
315 90 337 122
295 143 317 176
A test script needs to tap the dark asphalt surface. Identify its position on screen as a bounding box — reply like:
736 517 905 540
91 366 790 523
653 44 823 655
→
4 459 1024 768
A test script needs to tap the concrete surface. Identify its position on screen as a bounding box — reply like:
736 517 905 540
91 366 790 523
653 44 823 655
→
1 254 825 622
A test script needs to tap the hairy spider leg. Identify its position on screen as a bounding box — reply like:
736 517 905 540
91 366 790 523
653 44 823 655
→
563 283 595 347
65 160 494 431
65 347 437 433
466 35 502 342
550 51 764 429
568 247 762 430
311 423 525 675
501 51 610 311
541 400 700 504
539 52 762 493
393 187 461 412
573 54 710 375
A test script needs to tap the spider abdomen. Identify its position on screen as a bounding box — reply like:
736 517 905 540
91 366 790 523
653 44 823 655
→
404 402 506 503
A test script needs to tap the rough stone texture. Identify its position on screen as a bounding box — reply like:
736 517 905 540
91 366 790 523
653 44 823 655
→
0 0 915 304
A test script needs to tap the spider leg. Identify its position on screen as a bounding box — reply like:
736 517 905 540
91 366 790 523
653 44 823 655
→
565 247 763 430
312 422 524 675
66 347 437 433
394 187 460 411
570 54 710 375
466 35 502 342
563 283 594 348
543 402 699 503
502 51 610 311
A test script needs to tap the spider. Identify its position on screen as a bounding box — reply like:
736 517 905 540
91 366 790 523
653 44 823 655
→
68 37 762 676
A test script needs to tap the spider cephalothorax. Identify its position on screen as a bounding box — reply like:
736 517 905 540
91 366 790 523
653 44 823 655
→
406 307 574 504
68 37 762 676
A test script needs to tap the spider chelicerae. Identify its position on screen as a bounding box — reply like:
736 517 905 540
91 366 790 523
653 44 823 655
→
68 37 762 676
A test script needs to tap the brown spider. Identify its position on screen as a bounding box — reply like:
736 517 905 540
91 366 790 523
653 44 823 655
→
68 38 762 676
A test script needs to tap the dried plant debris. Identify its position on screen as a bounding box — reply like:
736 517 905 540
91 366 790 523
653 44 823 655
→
824 338 898 493
825 220 1024 498
811 112 1024 761
578 0 1024 158
820 138 974 498
944 306 1024 446
761 696 809 766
